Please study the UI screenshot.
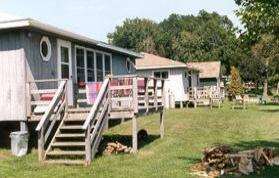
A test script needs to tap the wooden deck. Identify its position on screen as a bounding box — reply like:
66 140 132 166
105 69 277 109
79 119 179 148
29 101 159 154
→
26 75 165 165
187 86 222 108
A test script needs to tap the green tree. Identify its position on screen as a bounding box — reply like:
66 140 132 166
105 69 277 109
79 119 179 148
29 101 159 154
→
107 18 159 53
108 11 241 75
235 0 279 41
228 66 244 98
235 0 279 94
251 34 279 96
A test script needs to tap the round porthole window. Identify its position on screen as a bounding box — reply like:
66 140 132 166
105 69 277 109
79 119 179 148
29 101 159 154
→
40 36 52 61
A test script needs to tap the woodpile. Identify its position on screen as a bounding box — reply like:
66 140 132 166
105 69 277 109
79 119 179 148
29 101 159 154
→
103 142 132 155
190 145 279 177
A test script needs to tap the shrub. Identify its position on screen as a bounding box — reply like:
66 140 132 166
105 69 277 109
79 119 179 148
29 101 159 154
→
228 66 244 98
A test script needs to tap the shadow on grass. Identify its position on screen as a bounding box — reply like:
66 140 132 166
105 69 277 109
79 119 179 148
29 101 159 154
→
259 109 279 113
232 139 279 152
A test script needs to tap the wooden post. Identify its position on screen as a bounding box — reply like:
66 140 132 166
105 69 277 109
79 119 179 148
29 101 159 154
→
26 83 31 117
38 129 45 161
85 127 91 165
145 78 149 113
132 116 138 153
64 80 68 115
194 87 197 108
132 77 138 114
154 79 158 111
160 111 164 139
194 101 197 108
20 121 28 132
180 101 183 109
161 80 165 107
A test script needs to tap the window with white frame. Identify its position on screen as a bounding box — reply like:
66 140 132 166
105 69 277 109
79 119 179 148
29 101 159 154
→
86 50 95 82
104 54 111 76
154 71 169 79
75 46 112 84
96 52 103 81
76 48 85 84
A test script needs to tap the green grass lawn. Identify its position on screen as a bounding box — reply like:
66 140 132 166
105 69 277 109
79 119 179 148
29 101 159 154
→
1 103 279 178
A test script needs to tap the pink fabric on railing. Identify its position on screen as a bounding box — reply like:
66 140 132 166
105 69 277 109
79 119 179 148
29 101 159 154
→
41 93 55 101
86 82 103 104
137 79 145 92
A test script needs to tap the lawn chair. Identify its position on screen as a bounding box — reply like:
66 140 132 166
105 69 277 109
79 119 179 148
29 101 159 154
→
210 92 221 109
232 95 247 110
259 95 269 105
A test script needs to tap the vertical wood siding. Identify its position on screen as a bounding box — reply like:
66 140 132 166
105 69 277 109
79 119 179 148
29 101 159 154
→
21 31 58 89
0 49 26 121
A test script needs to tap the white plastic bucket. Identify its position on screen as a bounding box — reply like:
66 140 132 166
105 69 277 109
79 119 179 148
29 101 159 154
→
10 131 29 157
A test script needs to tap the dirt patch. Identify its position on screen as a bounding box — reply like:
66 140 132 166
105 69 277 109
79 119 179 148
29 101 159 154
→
0 151 11 160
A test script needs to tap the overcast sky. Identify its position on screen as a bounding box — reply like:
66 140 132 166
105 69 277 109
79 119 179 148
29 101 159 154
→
0 0 241 42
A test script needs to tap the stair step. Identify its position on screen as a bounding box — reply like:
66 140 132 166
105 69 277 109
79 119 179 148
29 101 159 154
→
68 108 91 113
47 150 85 156
52 142 85 147
56 133 85 138
77 99 87 103
45 159 85 165
65 117 86 121
60 125 84 130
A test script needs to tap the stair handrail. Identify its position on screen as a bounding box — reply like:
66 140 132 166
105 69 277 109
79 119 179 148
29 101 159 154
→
35 80 68 161
35 80 67 131
82 78 110 130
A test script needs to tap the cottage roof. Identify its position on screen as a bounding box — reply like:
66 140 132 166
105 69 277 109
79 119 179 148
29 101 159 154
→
186 61 221 78
136 53 188 70
0 18 141 58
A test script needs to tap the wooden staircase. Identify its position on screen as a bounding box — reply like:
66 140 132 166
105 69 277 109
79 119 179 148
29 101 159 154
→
35 79 110 165
44 105 110 164
32 76 165 165
44 112 87 164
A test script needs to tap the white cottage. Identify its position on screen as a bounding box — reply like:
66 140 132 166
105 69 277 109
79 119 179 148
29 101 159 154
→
136 53 199 108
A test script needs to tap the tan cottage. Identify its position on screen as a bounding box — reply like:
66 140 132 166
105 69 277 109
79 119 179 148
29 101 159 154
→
186 61 221 88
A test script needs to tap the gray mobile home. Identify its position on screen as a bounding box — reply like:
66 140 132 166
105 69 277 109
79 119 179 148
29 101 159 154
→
0 19 166 165
0 18 140 124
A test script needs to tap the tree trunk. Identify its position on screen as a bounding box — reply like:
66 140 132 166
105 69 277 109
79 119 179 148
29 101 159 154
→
263 79 268 97
277 82 279 95
263 60 269 97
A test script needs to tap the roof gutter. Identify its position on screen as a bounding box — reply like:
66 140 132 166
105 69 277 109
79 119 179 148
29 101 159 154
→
0 18 142 58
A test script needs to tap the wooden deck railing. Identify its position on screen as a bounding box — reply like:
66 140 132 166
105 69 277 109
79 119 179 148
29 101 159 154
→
82 78 111 164
109 75 165 114
187 86 222 108
82 75 165 163
35 80 68 161
26 79 66 118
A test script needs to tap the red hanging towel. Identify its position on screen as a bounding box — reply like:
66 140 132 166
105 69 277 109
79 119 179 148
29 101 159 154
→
137 79 145 93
